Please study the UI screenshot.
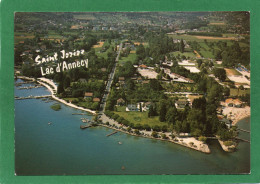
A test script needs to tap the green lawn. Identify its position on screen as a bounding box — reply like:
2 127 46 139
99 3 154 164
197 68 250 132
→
171 51 196 58
94 41 115 59
230 88 250 96
197 42 215 58
114 106 165 127
119 53 137 64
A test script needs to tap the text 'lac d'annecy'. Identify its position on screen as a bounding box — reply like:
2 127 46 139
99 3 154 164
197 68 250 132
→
35 49 88 76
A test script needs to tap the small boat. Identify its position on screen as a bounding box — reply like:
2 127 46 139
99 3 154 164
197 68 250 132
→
118 141 122 145
48 122 52 125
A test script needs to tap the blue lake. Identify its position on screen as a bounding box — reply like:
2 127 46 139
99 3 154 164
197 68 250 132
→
14 79 250 175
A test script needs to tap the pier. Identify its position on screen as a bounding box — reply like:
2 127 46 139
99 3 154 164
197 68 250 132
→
80 124 93 129
72 113 86 115
235 137 250 143
15 95 51 100
17 85 43 90
15 81 35 86
106 131 118 137
237 128 250 133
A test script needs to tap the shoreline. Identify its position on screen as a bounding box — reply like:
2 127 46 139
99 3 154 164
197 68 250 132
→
17 76 96 115
222 106 250 125
99 114 210 153
16 76 210 154
99 124 211 154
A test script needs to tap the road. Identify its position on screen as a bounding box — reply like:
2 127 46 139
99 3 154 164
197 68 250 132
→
98 42 123 115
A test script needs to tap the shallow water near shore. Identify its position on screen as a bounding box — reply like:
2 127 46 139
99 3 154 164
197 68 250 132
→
15 79 250 175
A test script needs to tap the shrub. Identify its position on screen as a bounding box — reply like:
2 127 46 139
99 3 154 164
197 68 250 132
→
143 124 151 131
112 114 119 120
161 133 167 139
127 127 132 132
122 120 129 126
153 125 161 132
198 136 207 143
72 99 79 104
223 140 234 146
161 125 168 132
134 129 140 135
151 131 158 138
50 103 61 111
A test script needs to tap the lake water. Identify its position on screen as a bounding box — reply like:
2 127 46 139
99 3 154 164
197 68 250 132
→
14 79 250 175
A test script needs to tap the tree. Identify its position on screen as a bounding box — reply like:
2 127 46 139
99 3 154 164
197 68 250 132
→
149 79 161 91
197 59 202 68
148 105 156 117
134 129 140 135
136 44 146 60
179 39 185 53
159 100 167 122
151 131 158 138
63 76 71 89
223 87 230 97
192 97 206 111
57 81 64 94
161 133 167 139
166 107 178 125
213 68 226 82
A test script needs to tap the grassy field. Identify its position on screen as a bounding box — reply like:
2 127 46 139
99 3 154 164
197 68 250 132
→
224 68 242 76
73 14 97 20
94 41 115 59
14 32 35 43
171 51 196 58
114 106 164 127
168 34 236 42
119 53 137 64
230 88 250 96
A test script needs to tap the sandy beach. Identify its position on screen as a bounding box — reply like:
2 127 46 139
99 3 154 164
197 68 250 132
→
222 106 250 125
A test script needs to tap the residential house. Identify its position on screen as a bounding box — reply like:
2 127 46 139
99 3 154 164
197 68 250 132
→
117 98 125 106
139 64 147 69
142 102 152 111
78 78 87 83
118 77 125 86
84 92 93 99
101 68 107 72
126 104 139 111
93 98 100 102
175 100 189 109
225 98 242 107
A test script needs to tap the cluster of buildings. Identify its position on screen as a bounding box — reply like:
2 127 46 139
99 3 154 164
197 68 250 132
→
84 92 100 103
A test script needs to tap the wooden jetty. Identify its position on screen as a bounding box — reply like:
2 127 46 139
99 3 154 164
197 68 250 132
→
18 85 43 90
235 137 250 143
237 128 250 133
72 113 86 115
106 131 118 137
15 95 51 100
15 81 34 86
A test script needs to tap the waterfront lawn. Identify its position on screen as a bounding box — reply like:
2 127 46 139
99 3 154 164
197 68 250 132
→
114 106 165 128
